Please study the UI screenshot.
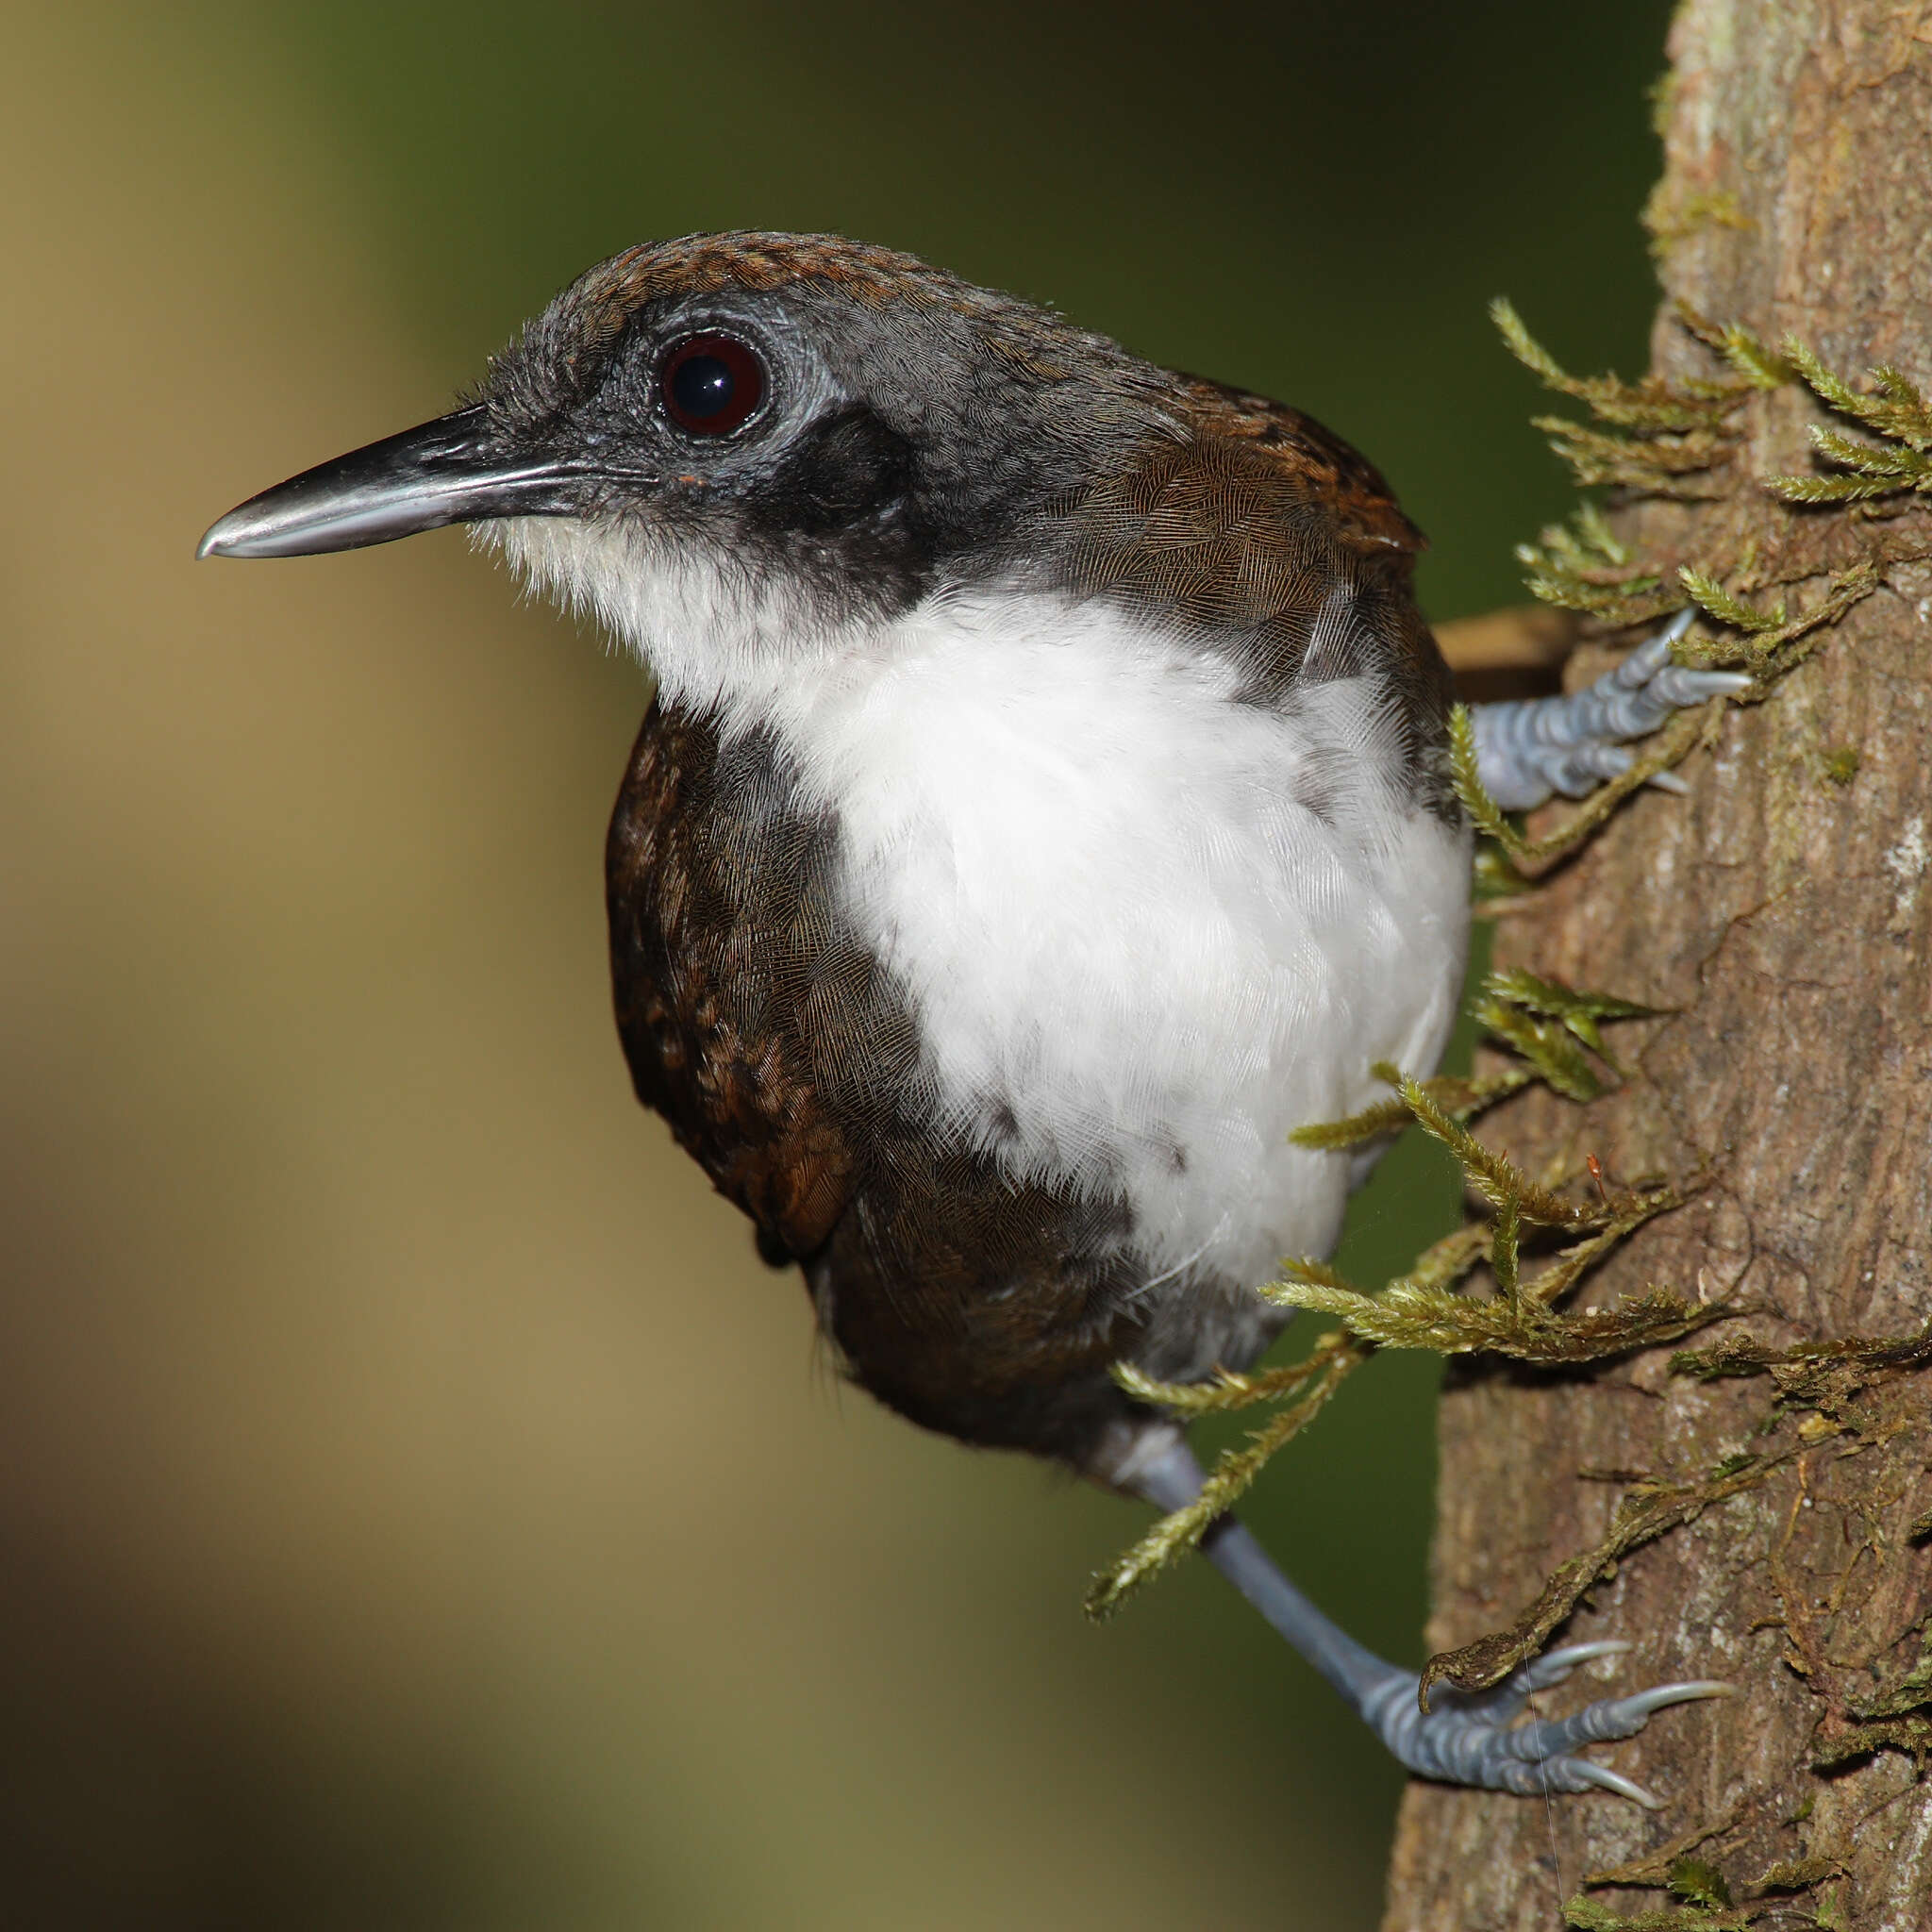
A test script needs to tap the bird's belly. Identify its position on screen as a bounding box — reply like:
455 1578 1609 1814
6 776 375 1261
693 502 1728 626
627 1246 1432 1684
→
789 605 1473 1304
887 798 1470 1298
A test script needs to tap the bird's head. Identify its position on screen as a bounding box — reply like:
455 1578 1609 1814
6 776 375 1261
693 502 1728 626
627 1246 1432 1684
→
200 233 1184 708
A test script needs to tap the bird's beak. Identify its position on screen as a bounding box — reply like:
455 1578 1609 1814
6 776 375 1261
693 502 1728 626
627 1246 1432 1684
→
196 406 607 559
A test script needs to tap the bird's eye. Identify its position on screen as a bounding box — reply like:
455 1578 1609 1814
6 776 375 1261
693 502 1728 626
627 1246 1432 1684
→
659 333 767 436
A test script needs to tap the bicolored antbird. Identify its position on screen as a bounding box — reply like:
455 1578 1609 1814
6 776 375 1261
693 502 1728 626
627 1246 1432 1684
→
202 234 1742 1802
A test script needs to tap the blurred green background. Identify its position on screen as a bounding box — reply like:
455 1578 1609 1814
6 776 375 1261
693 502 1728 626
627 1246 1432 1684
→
1 3 1669 1924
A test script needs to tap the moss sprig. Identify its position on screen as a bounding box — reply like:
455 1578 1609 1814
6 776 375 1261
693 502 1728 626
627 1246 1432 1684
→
1671 558 1882 685
1284 1062 1532 1152
1769 343 1932 505
1562 1899 1755 1931
1269 1073 1707 1363
1491 298 1752 433
1580 1807 1745 1895
1669 1320 1932 1424
1084 1334 1364 1617
1493 311 1907 808
1676 567 1787 634
1474 992 1611 1098
1491 298 1757 499
1291 967 1658 1158
1486 965 1660 1065
1674 302 1794 391
1515 501 1670 624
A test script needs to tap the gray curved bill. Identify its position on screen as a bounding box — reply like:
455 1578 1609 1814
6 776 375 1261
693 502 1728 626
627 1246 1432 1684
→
196 406 608 559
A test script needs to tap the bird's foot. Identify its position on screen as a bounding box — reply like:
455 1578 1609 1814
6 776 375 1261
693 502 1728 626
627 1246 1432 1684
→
1359 1639 1731 1807
1468 609 1755 811
1132 1444 1729 1806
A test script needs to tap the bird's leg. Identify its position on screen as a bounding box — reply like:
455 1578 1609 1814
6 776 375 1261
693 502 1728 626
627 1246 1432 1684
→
1467 608 1755 811
1129 1437 1729 1807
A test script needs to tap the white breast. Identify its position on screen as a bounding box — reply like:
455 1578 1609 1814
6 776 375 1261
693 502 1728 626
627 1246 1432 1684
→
494 519 1471 1305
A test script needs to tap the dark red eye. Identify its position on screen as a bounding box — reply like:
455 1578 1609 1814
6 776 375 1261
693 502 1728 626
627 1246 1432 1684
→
659 332 766 435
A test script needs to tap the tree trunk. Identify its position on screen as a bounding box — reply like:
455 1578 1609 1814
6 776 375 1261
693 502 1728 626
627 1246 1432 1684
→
1383 6 1932 1925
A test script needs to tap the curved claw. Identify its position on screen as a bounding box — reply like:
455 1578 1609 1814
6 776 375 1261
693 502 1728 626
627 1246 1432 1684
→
1596 1678 1734 1728
1467 608 1756 810
1514 1639 1633 1690
1563 1758 1664 1809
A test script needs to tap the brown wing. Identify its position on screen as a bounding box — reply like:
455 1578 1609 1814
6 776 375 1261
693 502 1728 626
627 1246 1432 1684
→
1175 375 1428 561
605 703 858 1258
1047 375 1455 810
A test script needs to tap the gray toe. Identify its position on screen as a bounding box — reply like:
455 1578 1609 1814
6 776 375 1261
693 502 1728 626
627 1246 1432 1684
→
1652 665 1757 706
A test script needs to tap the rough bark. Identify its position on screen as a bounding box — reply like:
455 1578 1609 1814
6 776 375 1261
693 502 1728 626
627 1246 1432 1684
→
1384 6 1932 1926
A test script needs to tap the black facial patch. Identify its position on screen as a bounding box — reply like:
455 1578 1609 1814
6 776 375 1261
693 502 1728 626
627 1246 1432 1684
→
735 403 934 614
755 404 913 532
